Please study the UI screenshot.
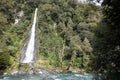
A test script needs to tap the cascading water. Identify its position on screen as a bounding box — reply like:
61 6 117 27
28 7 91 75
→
19 8 37 64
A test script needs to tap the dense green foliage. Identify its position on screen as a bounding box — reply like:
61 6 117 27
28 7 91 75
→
92 0 120 79
0 0 102 73
93 0 120 73
0 0 16 74
37 0 101 71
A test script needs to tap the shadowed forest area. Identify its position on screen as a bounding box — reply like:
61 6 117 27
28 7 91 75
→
0 0 120 79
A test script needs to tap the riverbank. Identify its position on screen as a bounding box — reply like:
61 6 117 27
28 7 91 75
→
0 58 92 75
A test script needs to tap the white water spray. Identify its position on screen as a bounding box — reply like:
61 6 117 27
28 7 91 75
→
19 8 37 63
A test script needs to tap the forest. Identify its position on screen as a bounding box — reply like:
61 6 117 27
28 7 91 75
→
0 0 119 79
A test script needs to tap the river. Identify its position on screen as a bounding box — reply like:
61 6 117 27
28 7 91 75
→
0 72 106 80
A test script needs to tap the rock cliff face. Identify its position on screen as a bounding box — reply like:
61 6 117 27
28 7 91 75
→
15 10 24 24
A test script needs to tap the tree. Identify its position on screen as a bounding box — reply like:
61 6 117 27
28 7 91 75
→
93 0 120 75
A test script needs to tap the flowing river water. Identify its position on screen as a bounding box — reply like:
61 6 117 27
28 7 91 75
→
0 73 106 80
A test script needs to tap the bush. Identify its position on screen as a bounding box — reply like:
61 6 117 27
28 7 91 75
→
0 50 12 73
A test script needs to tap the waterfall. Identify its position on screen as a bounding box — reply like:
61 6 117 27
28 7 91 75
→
19 8 37 63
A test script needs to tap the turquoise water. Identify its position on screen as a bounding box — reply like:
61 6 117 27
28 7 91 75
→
0 73 105 80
